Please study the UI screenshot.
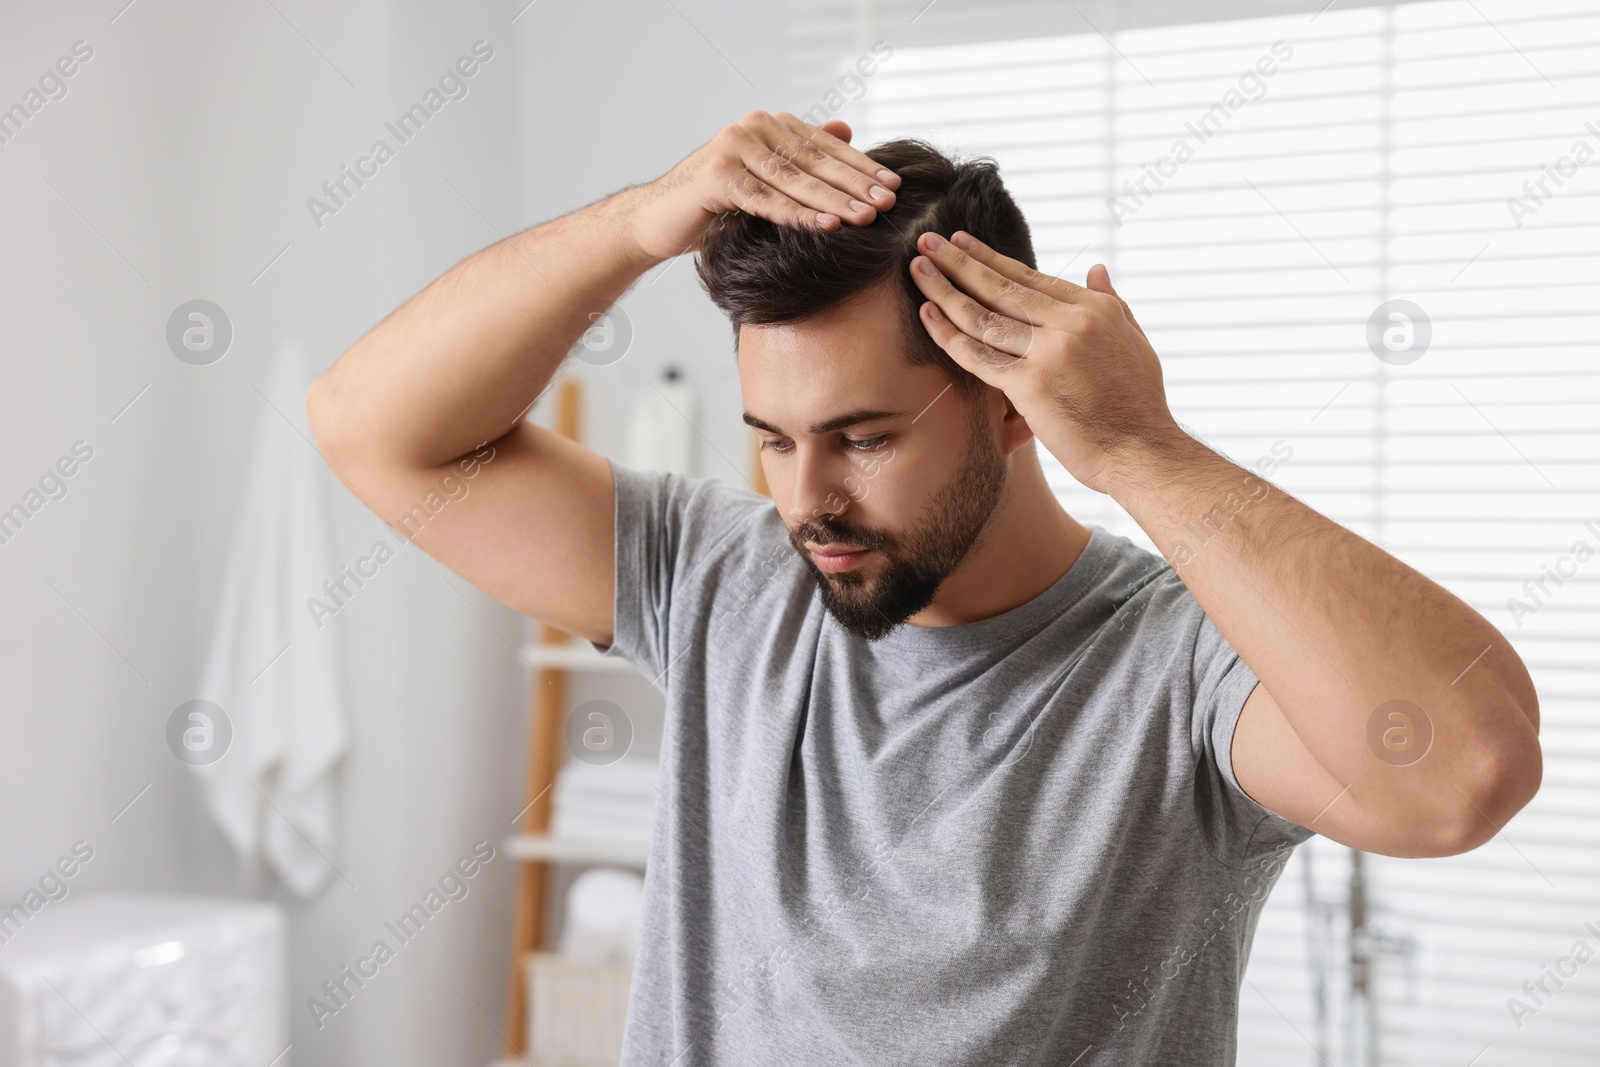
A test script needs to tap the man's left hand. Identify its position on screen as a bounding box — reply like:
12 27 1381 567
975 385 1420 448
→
909 229 1181 495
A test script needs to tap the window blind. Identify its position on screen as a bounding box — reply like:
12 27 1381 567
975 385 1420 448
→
785 1 1600 1063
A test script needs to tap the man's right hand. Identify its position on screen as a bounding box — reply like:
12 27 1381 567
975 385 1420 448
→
309 109 899 648
629 110 902 262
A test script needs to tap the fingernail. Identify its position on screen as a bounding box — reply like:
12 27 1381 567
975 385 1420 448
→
816 212 839 226
915 256 938 275
869 185 891 201
848 199 869 212
951 231 975 250
925 302 944 321
876 169 896 182
922 232 945 250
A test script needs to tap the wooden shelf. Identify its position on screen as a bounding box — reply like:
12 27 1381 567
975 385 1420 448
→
522 641 638 673
506 832 648 869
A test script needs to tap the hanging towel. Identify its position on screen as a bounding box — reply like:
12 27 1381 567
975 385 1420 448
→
192 340 351 898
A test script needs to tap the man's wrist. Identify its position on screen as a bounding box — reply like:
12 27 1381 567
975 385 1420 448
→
1105 425 1288 575
1104 427 1269 535
609 180 681 270
1101 423 1212 510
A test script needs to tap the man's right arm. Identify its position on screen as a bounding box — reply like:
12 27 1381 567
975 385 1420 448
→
304 112 900 647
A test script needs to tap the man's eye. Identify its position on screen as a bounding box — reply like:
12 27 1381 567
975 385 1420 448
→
760 438 794 454
845 436 889 452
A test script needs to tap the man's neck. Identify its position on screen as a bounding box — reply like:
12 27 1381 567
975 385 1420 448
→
906 457 1091 628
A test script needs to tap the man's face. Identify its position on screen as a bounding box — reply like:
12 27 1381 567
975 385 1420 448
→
738 282 1009 640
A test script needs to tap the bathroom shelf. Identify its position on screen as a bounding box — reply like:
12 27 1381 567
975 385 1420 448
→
502 377 669 1062
521 641 637 673
505 832 649 869
501 378 760 1060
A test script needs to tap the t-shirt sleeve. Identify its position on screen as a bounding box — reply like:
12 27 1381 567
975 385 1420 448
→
1189 601 1316 866
591 458 771 687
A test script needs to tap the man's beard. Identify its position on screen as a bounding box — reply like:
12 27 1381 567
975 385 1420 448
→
788 397 1008 641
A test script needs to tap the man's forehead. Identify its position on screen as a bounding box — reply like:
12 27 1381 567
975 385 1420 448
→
738 331 940 432
738 303 914 387
732 282 948 430
735 278 903 355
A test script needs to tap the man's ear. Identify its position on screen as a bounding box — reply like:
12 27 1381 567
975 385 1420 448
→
990 384 1035 456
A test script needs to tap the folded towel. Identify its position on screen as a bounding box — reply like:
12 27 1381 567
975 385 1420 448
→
549 809 655 848
555 759 660 801
549 758 659 848
550 793 656 825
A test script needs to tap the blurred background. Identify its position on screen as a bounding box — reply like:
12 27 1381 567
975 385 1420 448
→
0 0 1595 1065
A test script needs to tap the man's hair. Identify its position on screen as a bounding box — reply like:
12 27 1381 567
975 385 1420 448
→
694 136 1036 398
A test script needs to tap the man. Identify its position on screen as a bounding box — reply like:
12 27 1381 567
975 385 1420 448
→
307 111 1542 1065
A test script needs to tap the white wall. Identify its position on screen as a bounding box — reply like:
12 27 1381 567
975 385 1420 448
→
0 0 783 1064
512 0 789 977
517 0 785 489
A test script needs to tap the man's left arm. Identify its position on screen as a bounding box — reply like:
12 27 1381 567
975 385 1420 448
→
906 228 1543 859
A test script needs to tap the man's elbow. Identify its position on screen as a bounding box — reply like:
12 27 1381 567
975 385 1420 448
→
1425 722 1543 857
305 372 353 468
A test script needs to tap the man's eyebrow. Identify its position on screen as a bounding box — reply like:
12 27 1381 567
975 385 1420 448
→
742 408 910 436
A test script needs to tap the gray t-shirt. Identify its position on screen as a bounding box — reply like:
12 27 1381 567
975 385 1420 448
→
595 460 1314 1066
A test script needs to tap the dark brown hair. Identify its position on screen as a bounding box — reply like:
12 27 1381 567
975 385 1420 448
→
694 137 1036 397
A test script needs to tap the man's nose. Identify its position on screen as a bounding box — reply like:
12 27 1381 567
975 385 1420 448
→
787 446 849 526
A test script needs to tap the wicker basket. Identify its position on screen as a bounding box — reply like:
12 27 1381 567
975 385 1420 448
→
526 951 634 1066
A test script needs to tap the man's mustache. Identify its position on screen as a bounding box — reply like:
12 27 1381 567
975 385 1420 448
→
790 517 891 551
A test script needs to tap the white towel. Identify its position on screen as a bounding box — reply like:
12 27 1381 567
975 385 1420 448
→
550 793 656 824
559 868 645 963
193 341 351 898
549 809 655 848
554 758 660 801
